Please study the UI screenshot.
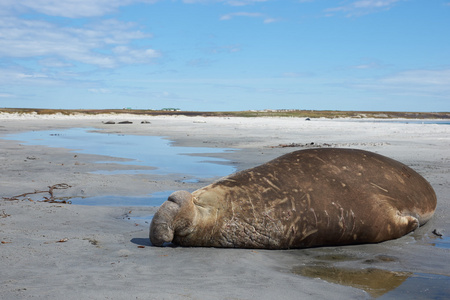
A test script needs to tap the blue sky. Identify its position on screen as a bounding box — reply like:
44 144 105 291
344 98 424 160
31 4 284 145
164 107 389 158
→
1 0 449 112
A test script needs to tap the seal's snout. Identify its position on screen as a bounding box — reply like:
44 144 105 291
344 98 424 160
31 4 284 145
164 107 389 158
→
149 221 174 246
149 191 193 246
150 201 178 246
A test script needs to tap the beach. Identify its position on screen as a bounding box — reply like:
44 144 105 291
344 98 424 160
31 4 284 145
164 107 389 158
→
1 113 449 299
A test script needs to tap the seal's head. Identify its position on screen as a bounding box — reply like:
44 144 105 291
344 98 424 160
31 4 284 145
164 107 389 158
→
150 191 196 246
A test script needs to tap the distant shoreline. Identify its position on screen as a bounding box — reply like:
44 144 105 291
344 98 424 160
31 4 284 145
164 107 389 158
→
1 107 449 119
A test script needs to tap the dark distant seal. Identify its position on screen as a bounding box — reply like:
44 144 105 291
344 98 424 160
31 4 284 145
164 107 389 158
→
150 148 437 249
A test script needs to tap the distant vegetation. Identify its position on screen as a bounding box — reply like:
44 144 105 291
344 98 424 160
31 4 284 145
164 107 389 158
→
0 108 449 119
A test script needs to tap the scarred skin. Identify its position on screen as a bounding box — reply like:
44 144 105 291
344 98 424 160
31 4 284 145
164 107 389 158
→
150 148 437 249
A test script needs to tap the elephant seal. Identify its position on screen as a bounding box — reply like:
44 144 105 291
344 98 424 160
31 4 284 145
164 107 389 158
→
150 148 437 249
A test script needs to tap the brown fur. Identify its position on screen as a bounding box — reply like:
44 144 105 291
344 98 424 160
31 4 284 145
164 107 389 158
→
150 148 437 249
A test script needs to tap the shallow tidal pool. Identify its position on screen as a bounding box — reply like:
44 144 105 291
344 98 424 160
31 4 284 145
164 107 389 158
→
4 127 236 206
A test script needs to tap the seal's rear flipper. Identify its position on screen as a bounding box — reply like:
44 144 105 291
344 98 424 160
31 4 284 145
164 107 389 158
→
399 214 420 235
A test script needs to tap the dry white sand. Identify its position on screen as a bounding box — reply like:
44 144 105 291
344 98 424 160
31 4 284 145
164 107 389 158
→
1 113 449 299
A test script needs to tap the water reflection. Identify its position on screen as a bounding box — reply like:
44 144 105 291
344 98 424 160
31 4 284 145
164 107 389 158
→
292 264 411 298
293 257 450 299
68 190 172 206
430 236 450 249
379 272 450 300
4 127 235 178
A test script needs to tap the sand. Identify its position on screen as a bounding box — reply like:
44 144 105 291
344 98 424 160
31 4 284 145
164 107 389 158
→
1 113 449 299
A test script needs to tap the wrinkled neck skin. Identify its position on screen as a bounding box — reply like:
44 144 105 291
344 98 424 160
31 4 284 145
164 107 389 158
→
174 187 227 246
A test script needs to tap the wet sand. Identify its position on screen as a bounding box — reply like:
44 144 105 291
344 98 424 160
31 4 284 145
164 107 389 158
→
1 113 449 299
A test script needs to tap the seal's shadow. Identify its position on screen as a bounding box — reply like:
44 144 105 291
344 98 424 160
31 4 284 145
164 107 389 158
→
130 238 178 247
131 238 151 246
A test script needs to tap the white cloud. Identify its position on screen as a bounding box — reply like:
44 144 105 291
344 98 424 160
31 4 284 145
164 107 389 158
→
113 46 161 64
183 0 269 5
38 58 73 68
0 0 159 18
0 93 15 98
326 0 402 17
0 68 62 86
381 69 450 86
353 68 450 98
220 11 277 23
263 18 278 23
16 73 48 79
352 63 383 70
187 58 216 67
208 44 241 54
220 11 279 24
0 17 159 68
88 88 111 94
225 0 269 6
220 12 263 20
281 72 315 78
